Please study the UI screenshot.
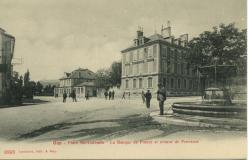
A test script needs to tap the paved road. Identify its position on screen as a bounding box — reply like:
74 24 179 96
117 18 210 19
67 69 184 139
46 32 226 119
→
0 96 245 142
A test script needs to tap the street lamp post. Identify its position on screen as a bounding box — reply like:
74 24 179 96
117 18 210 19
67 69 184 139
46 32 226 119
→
213 57 218 87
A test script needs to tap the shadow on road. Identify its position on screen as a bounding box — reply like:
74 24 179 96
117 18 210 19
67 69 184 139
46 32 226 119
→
12 114 187 142
0 98 50 109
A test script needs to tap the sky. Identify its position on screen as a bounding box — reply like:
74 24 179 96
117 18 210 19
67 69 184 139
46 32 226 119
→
0 0 246 81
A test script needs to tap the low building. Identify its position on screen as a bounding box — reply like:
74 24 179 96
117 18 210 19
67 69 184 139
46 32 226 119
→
0 28 15 104
120 24 199 96
54 68 97 97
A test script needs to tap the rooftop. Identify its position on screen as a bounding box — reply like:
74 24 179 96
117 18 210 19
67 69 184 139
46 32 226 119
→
76 81 95 87
60 68 96 80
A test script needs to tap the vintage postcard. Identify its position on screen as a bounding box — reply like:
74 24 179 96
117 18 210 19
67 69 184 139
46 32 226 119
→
0 0 247 159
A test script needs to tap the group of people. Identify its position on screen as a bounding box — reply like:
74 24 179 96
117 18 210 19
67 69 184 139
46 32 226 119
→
142 83 167 116
61 84 167 116
62 90 90 103
104 91 115 100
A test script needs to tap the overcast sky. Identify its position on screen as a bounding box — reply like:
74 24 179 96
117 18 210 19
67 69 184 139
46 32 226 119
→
0 0 246 81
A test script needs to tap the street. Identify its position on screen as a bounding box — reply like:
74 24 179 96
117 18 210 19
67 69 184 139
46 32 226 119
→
0 96 245 142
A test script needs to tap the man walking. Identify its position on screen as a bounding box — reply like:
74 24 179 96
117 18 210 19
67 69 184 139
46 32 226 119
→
112 91 115 100
141 91 145 103
104 91 108 100
85 91 89 100
122 92 125 99
63 91 67 103
108 91 112 100
157 83 167 115
72 90 77 102
144 90 152 116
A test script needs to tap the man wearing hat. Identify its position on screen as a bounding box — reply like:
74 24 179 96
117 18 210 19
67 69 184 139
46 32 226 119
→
157 83 167 115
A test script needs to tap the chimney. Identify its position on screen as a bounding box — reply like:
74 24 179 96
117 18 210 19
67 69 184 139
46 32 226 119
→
179 34 188 46
161 21 171 38
137 26 143 39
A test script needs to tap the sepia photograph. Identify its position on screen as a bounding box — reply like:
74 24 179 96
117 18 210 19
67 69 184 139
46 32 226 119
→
0 0 247 159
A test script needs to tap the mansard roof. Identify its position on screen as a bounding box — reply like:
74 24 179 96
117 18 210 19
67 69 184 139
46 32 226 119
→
76 81 95 87
121 33 188 53
60 68 96 80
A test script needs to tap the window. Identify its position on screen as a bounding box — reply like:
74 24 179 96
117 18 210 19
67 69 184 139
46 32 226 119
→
125 65 129 75
181 63 184 75
133 52 137 61
139 50 143 60
148 77 153 88
178 63 181 74
129 52 133 62
148 61 153 73
186 63 190 75
133 79 136 89
162 46 167 57
139 78 143 88
133 64 137 74
138 63 143 73
137 50 139 60
167 61 171 73
126 80 129 89
144 48 148 58
174 63 177 74
153 45 157 57
184 79 187 89
129 65 133 75
161 60 166 73
167 47 171 59
153 60 157 72
144 62 148 73
148 47 153 58
123 54 126 63
163 78 166 87
170 78 174 88
174 50 177 61
178 79 181 89
189 80 192 89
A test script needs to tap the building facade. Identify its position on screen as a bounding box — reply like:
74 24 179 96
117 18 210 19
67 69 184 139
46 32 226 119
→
0 28 15 104
121 25 199 96
54 68 97 97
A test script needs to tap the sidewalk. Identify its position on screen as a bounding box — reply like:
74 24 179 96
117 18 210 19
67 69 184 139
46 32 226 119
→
151 111 247 130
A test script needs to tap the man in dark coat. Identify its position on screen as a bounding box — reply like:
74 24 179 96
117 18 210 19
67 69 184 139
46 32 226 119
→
157 83 167 115
122 92 125 99
63 91 67 103
112 91 115 100
108 91 112 100
85 91 89 100
72 90 77 102
104 91 108 100
144 90 152 115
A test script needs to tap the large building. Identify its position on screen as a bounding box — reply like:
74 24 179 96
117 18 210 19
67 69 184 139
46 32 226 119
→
0 28 15 104
54 68 97 97
120 25 199 96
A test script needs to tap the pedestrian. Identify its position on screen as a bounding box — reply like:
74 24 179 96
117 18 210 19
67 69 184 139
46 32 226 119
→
72 90 77 102
141 91 145 103
108 91 112 100
128 92 130 99
157 83 167 115
63 91 67 103
122 92 125 99
85 91 89 100
112 90 115 100
144 90 152 116
104 91 108 100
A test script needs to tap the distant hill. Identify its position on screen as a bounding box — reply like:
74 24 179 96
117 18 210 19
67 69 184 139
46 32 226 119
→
38 80 60 87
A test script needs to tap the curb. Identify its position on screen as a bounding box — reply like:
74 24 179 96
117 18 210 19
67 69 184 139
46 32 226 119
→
151 112 247 129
